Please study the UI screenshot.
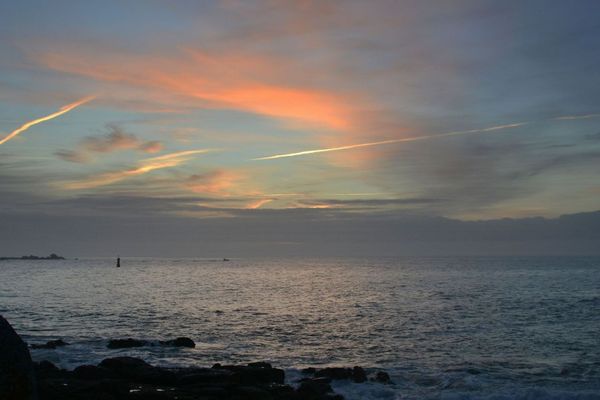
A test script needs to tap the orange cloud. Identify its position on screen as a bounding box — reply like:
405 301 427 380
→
186 169 244 195
36 48 356 131
246 198 273 209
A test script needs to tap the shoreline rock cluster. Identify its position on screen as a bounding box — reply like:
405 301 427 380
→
35 357 326 400
2 316 393 400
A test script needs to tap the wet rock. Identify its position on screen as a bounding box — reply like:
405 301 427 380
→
106 338 147 349
31 356 347 400
352 366 367 383
373 371 391 384
33 361 63 380
297 377 333 397
99 357 176 385
302 367 317 375
38 377 128 400
268 383 297 398
232 385 273 399
315 367 352 380
0 314 37 400
212 363 285 384
72 365 115 380
311 366 369 383
31 339 69 349
247 361 272 369
176 368 234 385
159 337 195 348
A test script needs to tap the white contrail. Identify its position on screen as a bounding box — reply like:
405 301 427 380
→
253 122 527 161
0 96 95 145
553 113 600 121
62 149 213 190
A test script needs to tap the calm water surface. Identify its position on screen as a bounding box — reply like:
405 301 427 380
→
1 256 599 399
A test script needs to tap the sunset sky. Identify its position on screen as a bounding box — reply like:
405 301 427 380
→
1 1 599 255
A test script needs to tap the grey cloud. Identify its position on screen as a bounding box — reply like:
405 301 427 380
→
585 132 600 141
55 149 89 163
0 208 598 257
56 124 164 163
375 132 600 215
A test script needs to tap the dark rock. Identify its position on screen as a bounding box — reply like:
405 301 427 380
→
232 385 273 399
30 356 347 400
158 337 195 348
0 314 37 400
178 383 231 398
176 368 235 385
99 356 151 370
99 357 176 385
315 367 352 380
213 363 285 384
268 384 297 397
38 377 128 400
31 339 69 349
302 367 317 375
72 365 115 380
297 377 333 397
106 338 147 349
247 362 272 369
312 366 368 383
352 366 367 383
374 371 391 384
33 361 63 380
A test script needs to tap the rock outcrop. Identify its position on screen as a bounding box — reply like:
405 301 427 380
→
303 366 393 385
107 337 196 349
0 315 37 400
34 358 344 399
30 340 69 350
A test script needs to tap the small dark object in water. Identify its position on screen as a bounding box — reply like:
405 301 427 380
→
223 258 230 261
31 339 69 349
116 257 120 268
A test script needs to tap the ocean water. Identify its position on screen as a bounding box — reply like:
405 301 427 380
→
1 256 599 399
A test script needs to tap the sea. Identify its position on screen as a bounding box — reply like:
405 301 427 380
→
1 256 599 399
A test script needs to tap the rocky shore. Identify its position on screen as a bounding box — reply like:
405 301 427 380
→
1 316 392 400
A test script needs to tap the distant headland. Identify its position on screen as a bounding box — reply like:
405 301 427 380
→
0 253 65 260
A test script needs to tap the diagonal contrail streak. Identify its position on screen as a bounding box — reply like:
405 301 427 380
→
0 96 95 145
252 122 527 161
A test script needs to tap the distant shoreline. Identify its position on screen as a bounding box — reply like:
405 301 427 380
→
0 253 65 261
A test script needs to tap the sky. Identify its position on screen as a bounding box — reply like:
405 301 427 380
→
1 1 599 256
